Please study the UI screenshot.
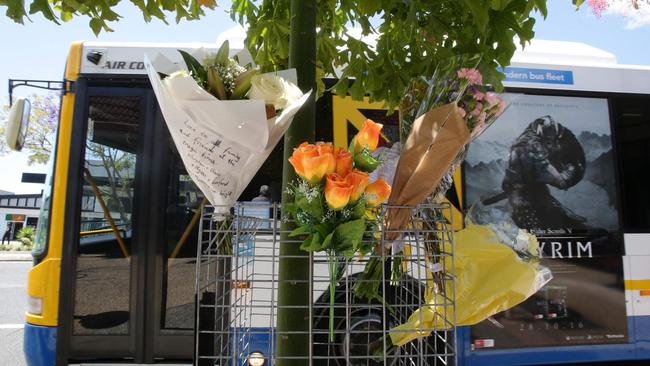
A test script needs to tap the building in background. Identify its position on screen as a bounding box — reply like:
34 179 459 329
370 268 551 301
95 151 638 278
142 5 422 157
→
0 192 42 240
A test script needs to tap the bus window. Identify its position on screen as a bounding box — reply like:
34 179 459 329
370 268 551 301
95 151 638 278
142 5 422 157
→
33 152 56 256
160 149 204 332
612 96 650 230
73 95 139 336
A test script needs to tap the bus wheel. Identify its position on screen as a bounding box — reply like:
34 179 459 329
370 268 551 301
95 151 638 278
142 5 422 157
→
311 274 452 365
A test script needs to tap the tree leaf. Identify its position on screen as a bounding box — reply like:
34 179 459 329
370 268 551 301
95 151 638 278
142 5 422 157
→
490 0 512 11
89 18 103 36
29 0 59 23
461 0 489 32
534 0 548 18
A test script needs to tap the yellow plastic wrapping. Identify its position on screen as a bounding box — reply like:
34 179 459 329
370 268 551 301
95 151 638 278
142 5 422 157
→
389 224 550 347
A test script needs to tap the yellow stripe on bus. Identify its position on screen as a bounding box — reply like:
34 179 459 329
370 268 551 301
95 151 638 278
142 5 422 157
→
625 279 650 291
26 41 84 327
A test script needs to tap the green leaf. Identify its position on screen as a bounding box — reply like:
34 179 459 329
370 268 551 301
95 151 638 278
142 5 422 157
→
174 3 190 22
29 0 59 23
207 67 227 99
89 18 103 36
314 223 334 239
354 150 381 173
573 0 585 9
300 232 323 252
178 50 207 87
129 0 150 21
534 0 548 18
321 232 334 250
461 0 489 32
60 11 73 22
231 67 260 99
145 0 167 22
295 193 323 220
350 200 367 220
289 225 311 238
490 0 512 11
215 40 230 65
333 218 366 257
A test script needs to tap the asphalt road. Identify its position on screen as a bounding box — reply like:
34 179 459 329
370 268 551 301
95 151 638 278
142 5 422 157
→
0 261 30 366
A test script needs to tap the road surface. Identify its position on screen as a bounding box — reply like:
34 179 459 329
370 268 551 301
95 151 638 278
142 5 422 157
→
0 261 29 366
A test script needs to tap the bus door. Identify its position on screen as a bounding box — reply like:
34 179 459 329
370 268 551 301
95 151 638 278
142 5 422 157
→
59 81 201 363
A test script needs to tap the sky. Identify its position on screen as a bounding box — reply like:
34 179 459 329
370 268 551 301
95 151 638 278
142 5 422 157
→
0 1 649 194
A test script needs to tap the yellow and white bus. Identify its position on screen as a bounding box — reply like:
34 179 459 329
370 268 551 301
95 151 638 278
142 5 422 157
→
14 38 650 366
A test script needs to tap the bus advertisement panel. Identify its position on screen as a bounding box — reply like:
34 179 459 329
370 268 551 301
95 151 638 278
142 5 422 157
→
464 93 628 350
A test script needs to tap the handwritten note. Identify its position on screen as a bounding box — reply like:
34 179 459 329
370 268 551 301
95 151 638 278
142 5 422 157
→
173 118 251 203
144 55 310 211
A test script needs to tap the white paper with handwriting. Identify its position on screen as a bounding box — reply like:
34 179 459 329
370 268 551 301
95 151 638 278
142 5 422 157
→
144 54 311 213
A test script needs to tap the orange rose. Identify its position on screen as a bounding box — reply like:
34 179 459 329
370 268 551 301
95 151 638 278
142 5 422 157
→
316 141 334 155
335 147 353 177
324 173 353 210
354 119 383 153
365 178 391 207
345 170 369 203
288 142 318 178
316 142 336 174
289 142 335 184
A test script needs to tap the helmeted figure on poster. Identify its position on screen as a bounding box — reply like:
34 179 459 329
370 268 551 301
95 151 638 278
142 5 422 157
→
501 115 587 229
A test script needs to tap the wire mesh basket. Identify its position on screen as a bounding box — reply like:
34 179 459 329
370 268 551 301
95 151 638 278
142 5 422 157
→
195 202 455 366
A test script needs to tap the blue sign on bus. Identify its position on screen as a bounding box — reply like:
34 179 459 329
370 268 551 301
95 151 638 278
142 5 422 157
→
503 67 574 85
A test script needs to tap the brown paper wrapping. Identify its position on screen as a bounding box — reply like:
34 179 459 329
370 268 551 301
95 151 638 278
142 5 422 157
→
385 102 470 242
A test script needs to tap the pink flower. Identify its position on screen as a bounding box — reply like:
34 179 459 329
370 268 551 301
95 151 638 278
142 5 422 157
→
472 90 485 101
485 92 502 110
588 0 609 18
470 102 483 118
457 68 483 85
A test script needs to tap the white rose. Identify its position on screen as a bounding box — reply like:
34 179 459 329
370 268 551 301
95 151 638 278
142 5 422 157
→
282 78 303 106
248 74 303 110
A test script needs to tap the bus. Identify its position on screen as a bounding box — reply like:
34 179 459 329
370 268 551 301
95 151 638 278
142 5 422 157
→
15 37 650 366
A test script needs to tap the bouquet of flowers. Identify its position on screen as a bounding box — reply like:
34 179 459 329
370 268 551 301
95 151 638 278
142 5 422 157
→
351 69 508 304
349 68 549 355
285 119 391 341
386 68 506 243
145 41 310 212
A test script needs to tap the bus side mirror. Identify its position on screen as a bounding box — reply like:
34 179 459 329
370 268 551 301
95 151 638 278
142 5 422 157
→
5 98 31 151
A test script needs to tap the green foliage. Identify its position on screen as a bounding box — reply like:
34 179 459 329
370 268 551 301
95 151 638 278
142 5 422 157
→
3 0 565 109
16 226 35 248
0 0 217 35
231 0 550 109
177 45 259 100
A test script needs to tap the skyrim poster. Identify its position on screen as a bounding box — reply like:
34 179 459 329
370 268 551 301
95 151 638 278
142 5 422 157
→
465 94 628 350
